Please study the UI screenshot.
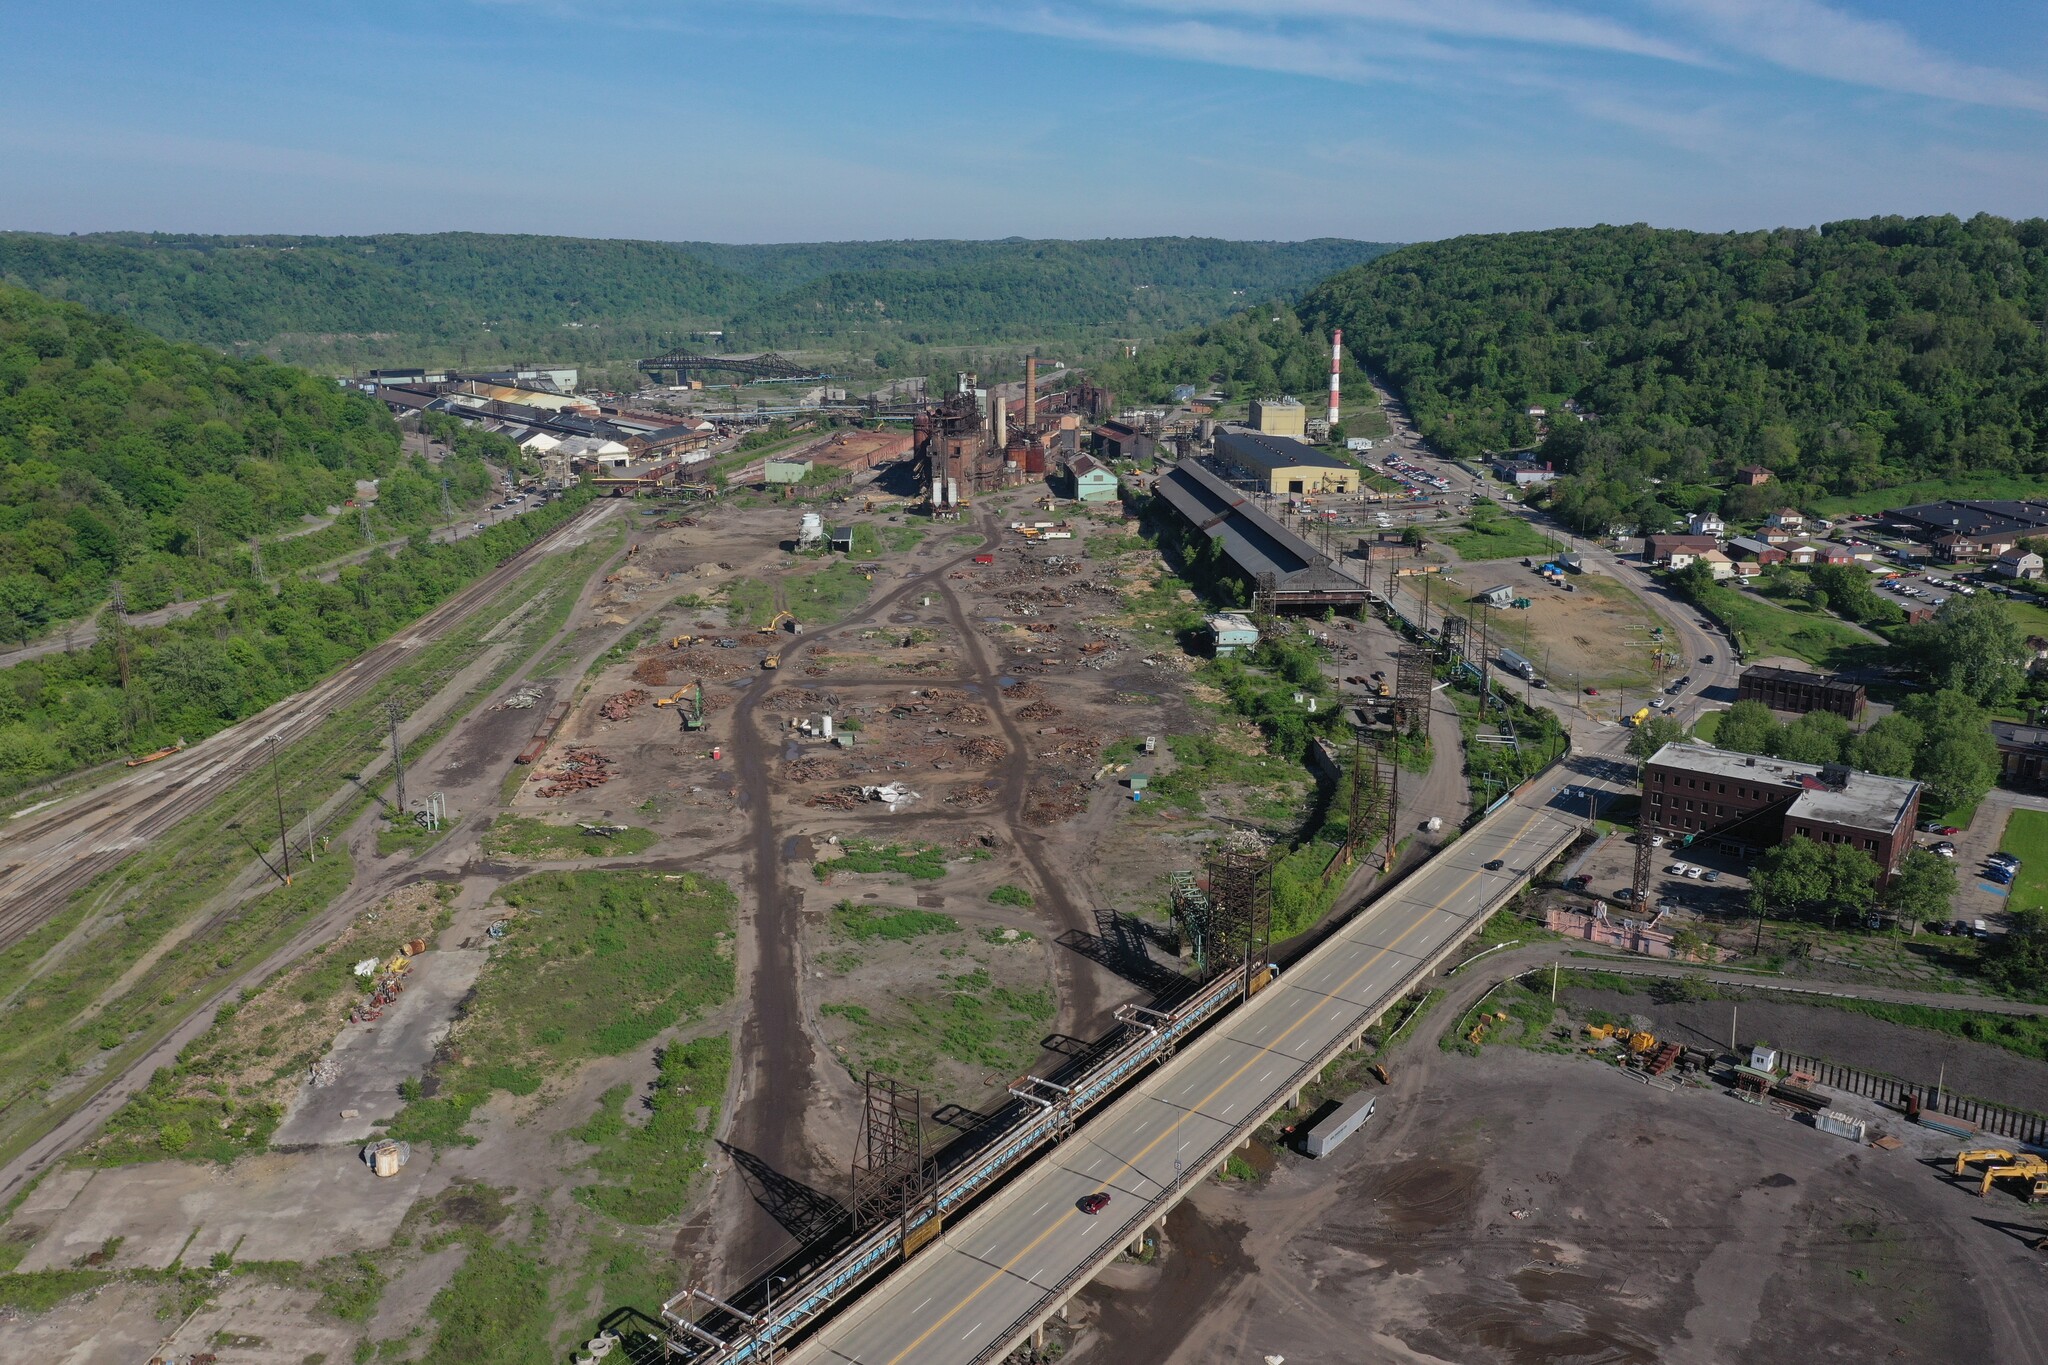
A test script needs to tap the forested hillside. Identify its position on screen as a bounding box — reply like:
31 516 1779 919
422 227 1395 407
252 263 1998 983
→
1092 303 1360 406
0 233 1395 370
1294 215 2048 531
0 282 500 634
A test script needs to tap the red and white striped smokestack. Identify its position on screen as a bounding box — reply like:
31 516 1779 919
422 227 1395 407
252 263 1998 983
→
1327 328 1343 427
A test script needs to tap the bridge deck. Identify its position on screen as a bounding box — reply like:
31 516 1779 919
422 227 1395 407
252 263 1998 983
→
787 784 1582 1365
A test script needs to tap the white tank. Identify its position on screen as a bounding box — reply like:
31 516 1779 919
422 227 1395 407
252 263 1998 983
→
798 512 824 546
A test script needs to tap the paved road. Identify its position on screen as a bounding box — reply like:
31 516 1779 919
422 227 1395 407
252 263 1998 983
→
784 777 1592 1365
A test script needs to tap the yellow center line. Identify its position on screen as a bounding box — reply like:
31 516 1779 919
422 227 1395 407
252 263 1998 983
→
876 802 1555 1365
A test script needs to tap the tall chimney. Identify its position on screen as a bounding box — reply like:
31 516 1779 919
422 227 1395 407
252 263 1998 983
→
1327 328 1343 428
1024 356 1038 427
992 383 1006 449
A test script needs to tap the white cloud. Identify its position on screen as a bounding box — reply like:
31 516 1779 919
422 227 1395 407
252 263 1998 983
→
1659 0 2048 113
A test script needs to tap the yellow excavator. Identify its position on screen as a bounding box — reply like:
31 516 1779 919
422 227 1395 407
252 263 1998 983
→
1956 1148 2020 1175
767 609 801 634
668 634 698 650
653 686 690 708
1973 1153 2048 1198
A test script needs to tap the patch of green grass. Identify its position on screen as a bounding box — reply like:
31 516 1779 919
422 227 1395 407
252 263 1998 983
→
723 577 776 628
988 884 1035 909
951 532 986 547
375 819 450 857
1443 978 1560 1054
389 871 733 1148
786 560 875 625
1086 533 1150 559
0 1268 112 1312
573 1035 730 1224
480 815 658 860
1692 710 1724 743
826 965 1055 1101
882 526 925 553
1442 514 1560 562
237 1251 387 1322
816 839 953 881
418 1234 554 1365
2001 810 2048 909
1379 988 1445 1050
1809 473 2048 518
1682 578 1872 668
830 901 959 941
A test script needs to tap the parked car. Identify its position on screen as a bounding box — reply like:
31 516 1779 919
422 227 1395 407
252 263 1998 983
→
1918 818 1944 833
1585 686 1600 696
1703 870 1721 883
1932 842 1956 858
1987 865 2016 885
1078 1192 1111 1215
1988 852 2021 869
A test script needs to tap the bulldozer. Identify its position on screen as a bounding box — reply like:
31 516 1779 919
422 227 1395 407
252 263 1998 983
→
762 655 779 670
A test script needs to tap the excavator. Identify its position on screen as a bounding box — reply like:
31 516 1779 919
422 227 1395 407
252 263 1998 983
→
767 609 801 634
653 686 690 708
1957 1149 2048 1198
668 634 698 650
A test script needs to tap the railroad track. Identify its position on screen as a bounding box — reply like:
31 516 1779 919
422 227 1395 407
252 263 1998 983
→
0 502 610 948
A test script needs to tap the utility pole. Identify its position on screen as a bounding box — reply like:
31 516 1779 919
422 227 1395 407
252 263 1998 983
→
107 583 130 689
384 699 408 816
266 735 293 884
440 477 455 523
359 503 374 543
249 536 266 586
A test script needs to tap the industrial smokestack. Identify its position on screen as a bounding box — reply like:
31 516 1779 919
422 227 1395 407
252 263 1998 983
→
1328 328 1343 428
992 382 1006 449
1025 356 1037 427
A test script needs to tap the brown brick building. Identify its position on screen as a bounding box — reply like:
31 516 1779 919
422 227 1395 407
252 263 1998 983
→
1736 665 1867 719
1642 742 1919 880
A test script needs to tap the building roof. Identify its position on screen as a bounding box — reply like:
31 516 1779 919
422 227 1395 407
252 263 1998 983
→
1646 534 1718 553
1215 429 1353 474
1646 742 1917 835
1887 499 2048 540
1992 721 2048 753
1996 549 2043 564
1479 584 1515 599
1069 453 1113 480
1740 664 1863 695
1154 460 1362 595
1728 537 1779 557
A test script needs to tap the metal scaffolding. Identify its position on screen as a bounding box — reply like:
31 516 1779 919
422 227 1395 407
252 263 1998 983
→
1205 846 1275 998
1439 613 1469 664
1341 732 1398 872
850 1072 930 1240
1393 647 1433 735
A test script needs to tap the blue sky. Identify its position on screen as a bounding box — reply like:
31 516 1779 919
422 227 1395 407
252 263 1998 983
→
4 1 2045 242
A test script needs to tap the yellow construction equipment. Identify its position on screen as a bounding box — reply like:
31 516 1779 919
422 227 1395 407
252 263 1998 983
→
1629 1030 1659 1055
653 686 691 708
1587 1023 1622 1042
762 655 779 670
1979 1155 2048 1197
767 610 798 633
1956 1148 2018 1175
668 634 697 650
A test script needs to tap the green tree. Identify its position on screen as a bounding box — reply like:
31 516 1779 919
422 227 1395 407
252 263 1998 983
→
1846 713 1923 779
1750 839 1832 920
1902 690 2000 812
1914 595 2027 708
1713 700 1779 756
1627 715 1688 762
1884 848 1957 933
1983 903 2048 995
1775 711 1850 764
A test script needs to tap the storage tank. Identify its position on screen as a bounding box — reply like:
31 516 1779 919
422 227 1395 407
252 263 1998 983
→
798 512 824 549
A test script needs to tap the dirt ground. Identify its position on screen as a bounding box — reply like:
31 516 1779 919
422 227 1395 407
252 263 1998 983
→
1565 985 2048 1114
1440 565 1667 697
1067 1043 2048 1365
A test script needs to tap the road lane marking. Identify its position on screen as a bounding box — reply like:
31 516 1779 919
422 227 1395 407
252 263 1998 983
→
873 801 1557 1364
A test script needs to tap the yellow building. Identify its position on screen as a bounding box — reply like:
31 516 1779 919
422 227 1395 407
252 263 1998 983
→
1214 429 1356 496
1248 397 1307 438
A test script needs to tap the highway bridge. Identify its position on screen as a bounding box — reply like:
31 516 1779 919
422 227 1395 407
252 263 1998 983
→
662 772 1592 1364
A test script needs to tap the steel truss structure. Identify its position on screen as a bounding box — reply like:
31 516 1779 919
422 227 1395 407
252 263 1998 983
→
1393 647 1433 735
638 350 826 383
851 1073 931 1236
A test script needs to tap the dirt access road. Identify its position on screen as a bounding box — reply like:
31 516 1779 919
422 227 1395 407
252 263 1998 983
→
0 500 611 949
715 497 1128 1284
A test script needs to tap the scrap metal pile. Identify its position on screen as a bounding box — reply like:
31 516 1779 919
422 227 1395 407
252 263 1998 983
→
532 747 616 797
598 688 651 721
347 942 425 1026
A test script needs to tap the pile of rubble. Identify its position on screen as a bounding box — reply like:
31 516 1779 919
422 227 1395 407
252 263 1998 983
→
308 1059 340 1087
1024 782 1089 825
599 689 652 721
491 685 547 711
944 785 996 808
632 657 672 687
956 737 1006 764
786 757 842 782
533 747 615 797
1016 700 1060 721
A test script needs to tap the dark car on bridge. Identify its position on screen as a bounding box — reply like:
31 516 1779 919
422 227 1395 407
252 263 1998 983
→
1078 1192 1111 1215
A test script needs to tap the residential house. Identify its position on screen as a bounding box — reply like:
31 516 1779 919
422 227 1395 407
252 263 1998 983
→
1765 508 1807 532
1735 465 1773 486
1688 511 1727 536
1645 534 1719 565
1727 537 1787 566
1995 550 2045 580
1698 549 1735 580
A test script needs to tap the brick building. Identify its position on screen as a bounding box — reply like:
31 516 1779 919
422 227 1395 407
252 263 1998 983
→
1737 665 1867 719
1641 742 1919 880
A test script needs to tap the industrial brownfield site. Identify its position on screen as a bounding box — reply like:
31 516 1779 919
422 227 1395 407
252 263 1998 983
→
0 404 2044 1365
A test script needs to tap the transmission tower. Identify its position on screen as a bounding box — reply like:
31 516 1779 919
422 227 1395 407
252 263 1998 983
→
1252 571 1279 636
383 699 408 814
249 536 266 586
1440 613 1469 664
265 734 293 884
358 503 374 543
850 1072 930 1237
440 477 455 522
107 583 131 689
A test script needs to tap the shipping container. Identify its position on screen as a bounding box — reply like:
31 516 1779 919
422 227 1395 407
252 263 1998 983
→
1304 1094 1376 1158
